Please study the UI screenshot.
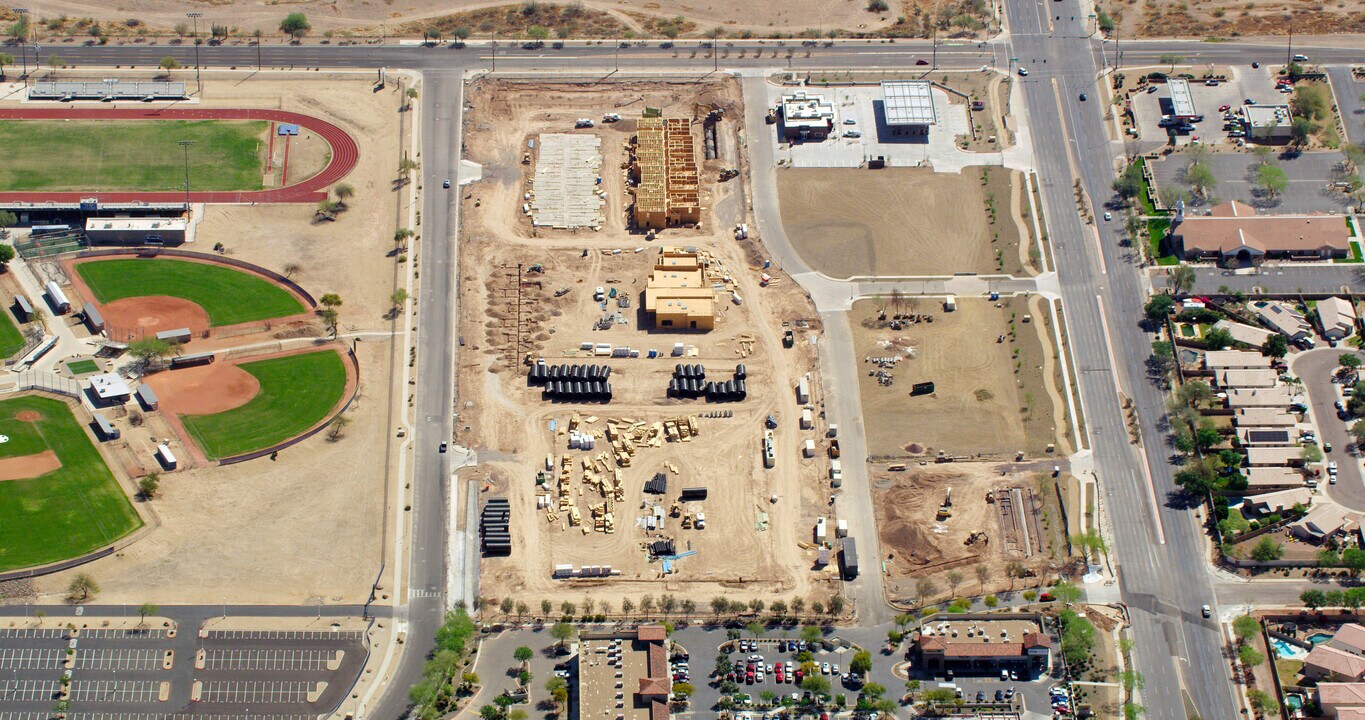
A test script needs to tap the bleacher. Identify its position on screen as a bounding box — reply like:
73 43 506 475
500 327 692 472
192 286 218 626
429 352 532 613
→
29 80 187 101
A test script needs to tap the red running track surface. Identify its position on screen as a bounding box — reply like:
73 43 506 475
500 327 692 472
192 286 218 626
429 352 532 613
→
0 107 359 204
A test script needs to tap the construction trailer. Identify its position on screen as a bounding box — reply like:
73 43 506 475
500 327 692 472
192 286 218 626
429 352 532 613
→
156 443 177 470
840 537 859 579
44 281 70 314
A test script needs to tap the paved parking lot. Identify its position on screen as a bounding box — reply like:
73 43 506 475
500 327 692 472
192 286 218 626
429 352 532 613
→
0 619 367 718
1150 150 1352 214
1131 66 1288 146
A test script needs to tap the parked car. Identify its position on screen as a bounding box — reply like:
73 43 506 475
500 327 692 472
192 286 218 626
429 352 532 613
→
1017 67 1028 76
1146 84 1160 94
842 130 861 138
1201 604 1212 618
1218 104 1232 112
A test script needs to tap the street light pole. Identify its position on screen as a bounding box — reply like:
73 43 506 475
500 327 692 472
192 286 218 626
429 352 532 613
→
11 8 27 83
179 140 194 214
187 12 203 95
490 31 496 73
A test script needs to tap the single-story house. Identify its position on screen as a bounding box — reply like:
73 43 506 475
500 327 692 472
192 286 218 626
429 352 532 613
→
1317 682 1365 717
1236 427 1294 446
1245 466 1305 487
1242 488 1311 516
1224 386 1294 408
1217 368 1280 388
1291 505 1360 543
1330 625 1365 657
1250 301 1313 344
1319 297 1359 341
1245 449 1305 469
1203 350 1269 370
1234 408 1298 428
1213 319 1274 349
1306 645 1365 681
1172 200 1351 263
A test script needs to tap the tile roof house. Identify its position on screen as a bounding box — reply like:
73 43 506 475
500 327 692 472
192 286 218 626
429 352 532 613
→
1319 297 1359 341
1291 505 1361 543
1331 625 1365 656
1319 682 1365 717
1306 646 1365 681
1172 200 1351 262
1250 301 1313 343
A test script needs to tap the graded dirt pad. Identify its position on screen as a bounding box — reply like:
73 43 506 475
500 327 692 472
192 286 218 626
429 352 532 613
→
461 78 833 610
143 364 260 416
871 463 1066 604
99 296 210 339
777 166 1023 278
851 297 1058 459
0 450 61 481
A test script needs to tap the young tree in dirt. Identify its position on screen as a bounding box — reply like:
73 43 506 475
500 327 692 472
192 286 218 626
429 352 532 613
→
914 578 938 608
620 597 634 615
540 599 552 617
1006 560 1027 590
282 262 302 279
325 413 351 441
128 338 175 367
890 288 904 316
67 573 99 603
137 474 160 500
1169 263 1197 295
405 87 419 110
319 294 343 337
1232 615 1261 645
501 597 516 616
333 183 355 208
394 227 414 249
137 603 158 626
640 594 655 614
390 288 409 315
946 570 964 597
515 602 529 622
159 56 181 73
827 595 845 615
1159 53 1183 72
280 12 310 39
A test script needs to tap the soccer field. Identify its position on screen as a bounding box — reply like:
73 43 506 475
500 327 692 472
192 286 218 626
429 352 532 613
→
77 258 306 327
182 350 350 460
0 396 141 572
0 120 265 192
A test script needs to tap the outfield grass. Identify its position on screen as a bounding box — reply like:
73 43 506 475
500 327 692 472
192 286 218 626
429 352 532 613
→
0 395 141 572
0 309 24 359
77 259 306 327
66 360 99 375
0 120 265 192
182 351 348 460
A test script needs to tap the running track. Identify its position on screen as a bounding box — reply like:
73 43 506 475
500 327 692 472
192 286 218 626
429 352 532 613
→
0 108 359 204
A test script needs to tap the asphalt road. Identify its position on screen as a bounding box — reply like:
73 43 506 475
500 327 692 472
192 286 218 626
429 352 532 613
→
1293 348 1365 511
18 22 1365 720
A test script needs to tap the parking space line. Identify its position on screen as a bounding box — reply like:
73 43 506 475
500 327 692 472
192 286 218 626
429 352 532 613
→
0 678 62 702
0 647 62 670
0 628 65 639
198 680 315 704
204 629 362 641
73 648 164 671
69 679 161 703
78 629 166 640
0 712 56 720
203 648 334 671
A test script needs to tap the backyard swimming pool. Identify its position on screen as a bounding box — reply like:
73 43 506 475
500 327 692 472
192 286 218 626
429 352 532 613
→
1308 632 1334 645
1273 639 1308 660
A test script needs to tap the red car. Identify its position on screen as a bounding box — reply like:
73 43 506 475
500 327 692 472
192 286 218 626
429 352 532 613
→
795 670 804 682
1218 104 1231 112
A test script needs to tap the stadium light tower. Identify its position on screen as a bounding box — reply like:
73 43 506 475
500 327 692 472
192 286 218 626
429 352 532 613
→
179 140 195 213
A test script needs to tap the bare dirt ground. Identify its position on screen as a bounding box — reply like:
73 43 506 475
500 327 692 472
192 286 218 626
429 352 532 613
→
850 297 1062 459
0 450 61 481
1101 0 1365 38
34 339 388 605
29 73 404 606
872 463 1071 605
778 166 1025 278
99 296 210 337
18 0 899 38
460 78 838 612
143 362 259 415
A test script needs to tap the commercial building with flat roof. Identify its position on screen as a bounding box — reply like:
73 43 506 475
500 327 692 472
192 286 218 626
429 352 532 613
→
1167 79 1198 119
880 80 937 135
85 216 187 246
576 626 671 720
644 247 715 331
1243 104 1294 141
779 91 835 140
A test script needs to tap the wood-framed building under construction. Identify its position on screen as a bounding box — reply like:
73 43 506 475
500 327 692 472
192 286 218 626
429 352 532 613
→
632 116 701 229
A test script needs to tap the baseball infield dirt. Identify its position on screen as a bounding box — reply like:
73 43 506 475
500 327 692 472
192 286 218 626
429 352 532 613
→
143 363 260 416
100 296 211 338
0 450 60 481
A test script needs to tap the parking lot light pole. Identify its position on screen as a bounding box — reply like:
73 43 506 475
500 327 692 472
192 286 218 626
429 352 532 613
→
187 12 203 95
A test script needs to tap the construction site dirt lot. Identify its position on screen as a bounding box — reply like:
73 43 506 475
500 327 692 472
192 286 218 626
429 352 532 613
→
24 73 406 606
777 166 1033 279
871 463 1070 605
459 78 838 610
851 297 1065 460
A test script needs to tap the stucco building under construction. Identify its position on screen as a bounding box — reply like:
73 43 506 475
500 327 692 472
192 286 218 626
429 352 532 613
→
632 115 701 229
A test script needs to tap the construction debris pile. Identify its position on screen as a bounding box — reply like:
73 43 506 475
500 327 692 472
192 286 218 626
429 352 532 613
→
538 413 702 538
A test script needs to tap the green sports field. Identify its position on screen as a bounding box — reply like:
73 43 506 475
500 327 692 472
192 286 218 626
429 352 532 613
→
182 350 349 460
0 120 266 192
0 310 24 359
0 396 141 572
76 258 306 327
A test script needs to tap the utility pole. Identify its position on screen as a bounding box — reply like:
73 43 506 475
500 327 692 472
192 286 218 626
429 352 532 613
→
1286 22 1293 70
179 140 194 214
932 27 938 70
490 31 496 73
187 12 203 95
1114 26 1121 71
11 8 27 83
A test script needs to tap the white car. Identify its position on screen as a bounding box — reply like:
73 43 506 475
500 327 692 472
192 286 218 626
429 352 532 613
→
821 662 831 675
1329 461 1339 475
1017 67 1028 76
843 117 857 125
843 130 861 138
1103 212 1112 221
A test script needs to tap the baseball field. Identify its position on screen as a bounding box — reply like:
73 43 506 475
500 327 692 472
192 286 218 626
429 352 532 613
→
0 310 24 358
76 258 306 327
0 120 266 192
0 395 141 572
181 350 350 460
